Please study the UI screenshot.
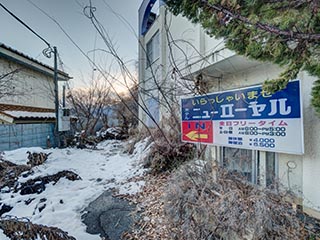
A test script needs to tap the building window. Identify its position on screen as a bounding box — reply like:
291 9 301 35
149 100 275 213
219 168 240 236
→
146 31 160 68
145 97 159 127
222 147 255 183
146 12 157 30
221 146 277 186
265 152 276 186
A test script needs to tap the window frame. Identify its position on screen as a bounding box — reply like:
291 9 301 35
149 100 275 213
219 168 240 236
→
220 146 278 187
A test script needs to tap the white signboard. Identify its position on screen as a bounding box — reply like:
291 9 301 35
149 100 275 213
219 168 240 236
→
181 80 304 155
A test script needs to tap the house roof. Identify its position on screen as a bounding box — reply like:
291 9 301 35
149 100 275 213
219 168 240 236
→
2 110 55 119
0 104 55 123
0 43 71 81
0 104 54 112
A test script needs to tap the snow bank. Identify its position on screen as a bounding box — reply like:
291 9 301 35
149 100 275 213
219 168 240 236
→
1 139 149 239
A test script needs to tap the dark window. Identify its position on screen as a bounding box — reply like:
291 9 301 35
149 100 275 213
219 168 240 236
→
266 152 276 186
146 31 160 68
222 147 254 182
222 147 277 186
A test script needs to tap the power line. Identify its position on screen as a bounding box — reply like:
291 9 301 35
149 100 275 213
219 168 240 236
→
0 2 51 48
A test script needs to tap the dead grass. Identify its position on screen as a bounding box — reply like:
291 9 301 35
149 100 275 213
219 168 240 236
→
163 162 311 240
122 173 172 239
0 217 76 240
0 160 31 190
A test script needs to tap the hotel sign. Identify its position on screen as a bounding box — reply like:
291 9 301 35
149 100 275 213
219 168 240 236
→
181 80 304 154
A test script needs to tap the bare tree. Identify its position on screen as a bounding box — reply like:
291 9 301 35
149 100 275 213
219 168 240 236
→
113 84 139 131
67 78 111 135
0 68 22 100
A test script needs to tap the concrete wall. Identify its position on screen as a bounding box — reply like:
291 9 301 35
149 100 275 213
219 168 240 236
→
139 16 161 127
0 58 55 109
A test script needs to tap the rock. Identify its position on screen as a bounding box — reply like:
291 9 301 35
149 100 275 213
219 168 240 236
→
96 178 102 182
20 181 45 195
24 198 35 205
82 190 136 240
0 203 12 216
16 170 81 195
1 186 10 193
143 216 150 222
38 204 46 212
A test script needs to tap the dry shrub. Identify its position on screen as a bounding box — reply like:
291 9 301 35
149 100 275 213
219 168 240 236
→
124 126 152 155
0 160 31 190
0 217 76 240
125 114 195 174
164 162 309 240
26 152 51 167
146 116 196 174
147 139 195 174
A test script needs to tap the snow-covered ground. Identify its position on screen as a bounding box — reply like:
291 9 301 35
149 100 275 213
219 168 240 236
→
0 139 150 239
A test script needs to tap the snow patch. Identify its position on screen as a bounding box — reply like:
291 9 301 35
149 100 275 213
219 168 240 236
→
1 139 149 239
0 229 10 240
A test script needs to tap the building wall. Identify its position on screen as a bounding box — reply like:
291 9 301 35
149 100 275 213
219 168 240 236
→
211 62 304 197
139 5 162 127
139 1 320 217
299 71 320 218
0 58 55 109
200 61 320 216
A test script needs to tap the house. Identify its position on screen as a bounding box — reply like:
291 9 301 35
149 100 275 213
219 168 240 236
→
0 43 71 150
138 0 320 219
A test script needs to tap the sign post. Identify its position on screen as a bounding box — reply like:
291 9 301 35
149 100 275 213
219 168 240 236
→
181 80 304 155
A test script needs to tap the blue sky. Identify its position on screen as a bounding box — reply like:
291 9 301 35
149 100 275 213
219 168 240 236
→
0 0 141 89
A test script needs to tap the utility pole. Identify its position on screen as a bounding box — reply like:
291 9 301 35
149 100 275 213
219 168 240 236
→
0 3 63 147
53 46 59 147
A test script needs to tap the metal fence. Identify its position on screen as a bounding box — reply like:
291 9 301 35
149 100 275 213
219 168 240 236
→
0 123 55 151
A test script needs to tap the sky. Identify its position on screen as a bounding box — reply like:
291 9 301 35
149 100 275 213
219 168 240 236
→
0 0 142 90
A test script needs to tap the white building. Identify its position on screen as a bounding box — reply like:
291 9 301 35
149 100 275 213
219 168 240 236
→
0 43 70 150
138 0 320 218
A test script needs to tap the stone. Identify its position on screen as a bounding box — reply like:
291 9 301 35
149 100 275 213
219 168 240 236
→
0 203 12 216
82 190 136 240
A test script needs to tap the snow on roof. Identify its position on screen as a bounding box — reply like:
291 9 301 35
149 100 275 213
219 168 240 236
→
3 110 55 119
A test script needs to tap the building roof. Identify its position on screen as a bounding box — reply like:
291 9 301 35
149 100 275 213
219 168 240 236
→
0 104 54 112
0 43 71 81
2 110 55 119
0 104 55 123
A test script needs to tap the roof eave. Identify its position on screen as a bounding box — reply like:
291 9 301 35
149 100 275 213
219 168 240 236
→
0 43 71 81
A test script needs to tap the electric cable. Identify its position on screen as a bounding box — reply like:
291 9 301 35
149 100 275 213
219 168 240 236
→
0 2 51 48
